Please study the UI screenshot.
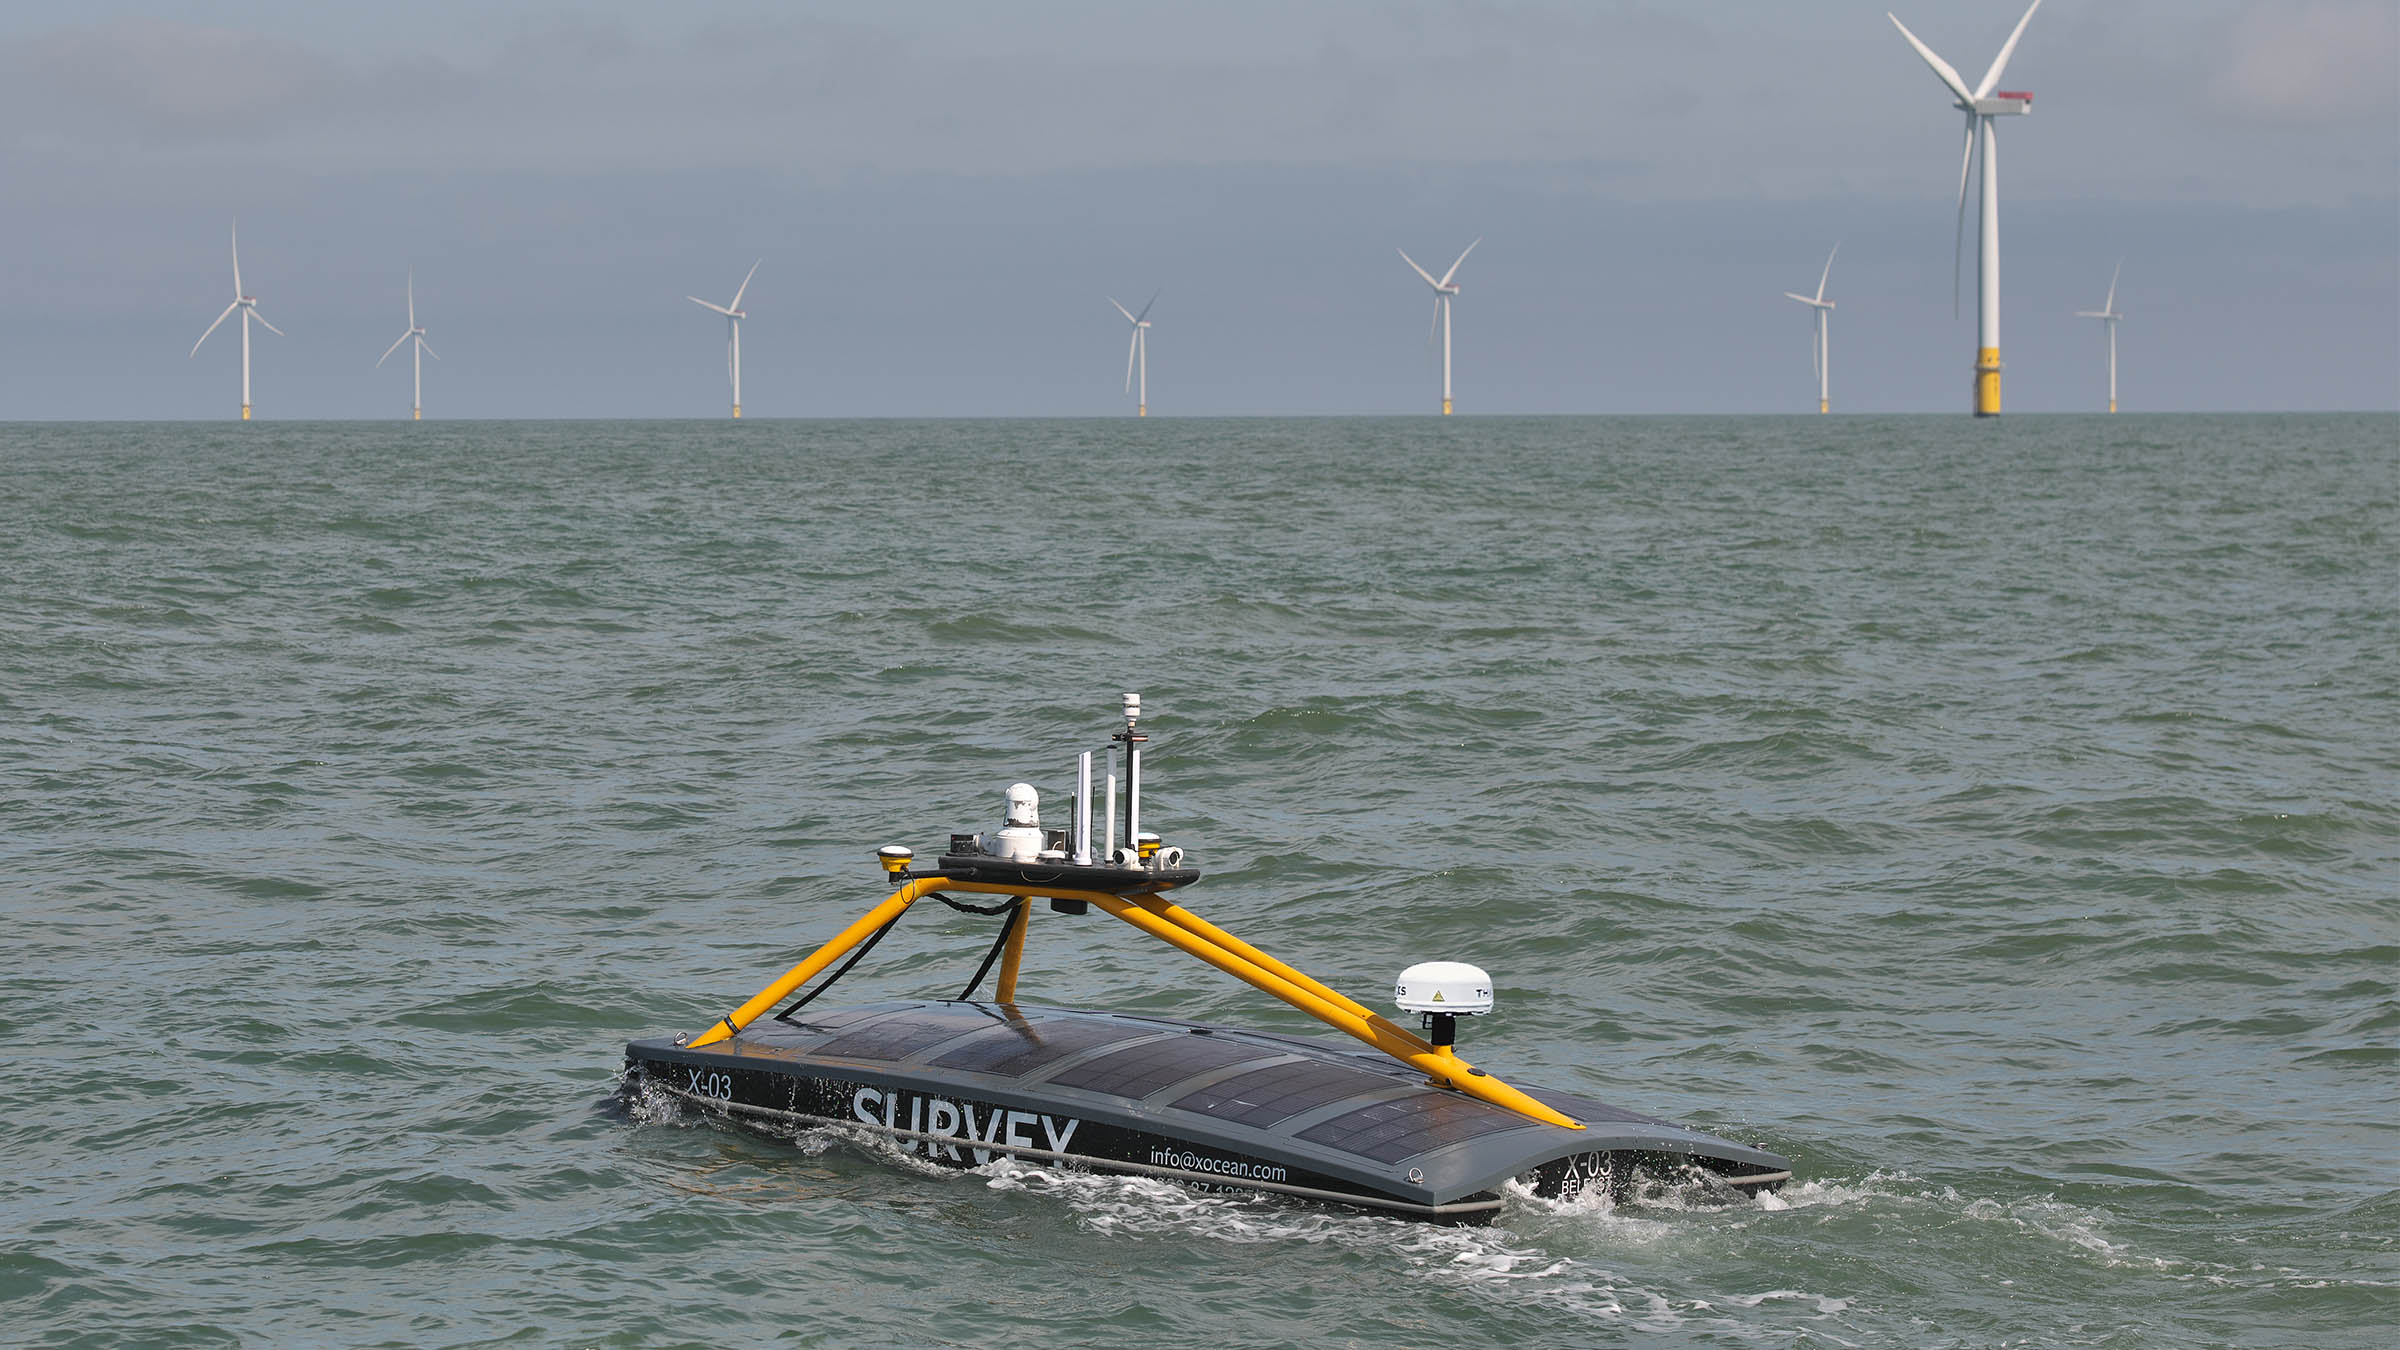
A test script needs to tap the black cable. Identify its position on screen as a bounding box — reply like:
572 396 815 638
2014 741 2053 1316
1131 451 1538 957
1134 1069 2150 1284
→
774 911 904 1022
936 893 1021 917
955 898 1028 1002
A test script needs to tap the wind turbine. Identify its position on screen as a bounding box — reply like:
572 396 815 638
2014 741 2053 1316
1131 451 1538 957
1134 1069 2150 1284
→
189 221 283 420
1109 292 1157 416
1397 238 1479 415
375 271 440 421
1783 242 1841 413
687 260 760 418
2075 261 2123 413
1889 0 2042 417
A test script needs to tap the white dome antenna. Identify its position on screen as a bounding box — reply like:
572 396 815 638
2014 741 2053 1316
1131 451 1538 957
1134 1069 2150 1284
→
1395 961 1493 1061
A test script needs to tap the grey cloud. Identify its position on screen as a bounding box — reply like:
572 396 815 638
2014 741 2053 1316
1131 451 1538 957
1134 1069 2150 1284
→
0 4 2391 207
2216 1 2399 123
1 20 467 147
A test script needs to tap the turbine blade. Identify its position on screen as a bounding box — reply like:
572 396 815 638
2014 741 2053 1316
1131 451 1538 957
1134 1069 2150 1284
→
1429 295 1441 346
1438 237 1481 288
1954 114 1975 319
407 270 416 329
688 296 734 316
1108 296 1137 324
1396 248 1440 289
2105 258 2121 313
1812 319 1822 384
1817 240 1840 302
1784 292 1817 305
377 329 412 367
191 300 240 356
230 221 243 298
728 259 760 313
1889 12 1975 104
251 311 284 337
1974 0 2044 100
1134 289 1159 323
419 337 440 361
1125 329 1138 393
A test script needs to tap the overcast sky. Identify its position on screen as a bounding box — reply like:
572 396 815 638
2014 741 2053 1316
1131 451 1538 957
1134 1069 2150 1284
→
2 0 2393 418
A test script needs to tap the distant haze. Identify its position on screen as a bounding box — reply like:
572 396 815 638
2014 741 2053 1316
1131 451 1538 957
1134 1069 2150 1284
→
2 0 2392 418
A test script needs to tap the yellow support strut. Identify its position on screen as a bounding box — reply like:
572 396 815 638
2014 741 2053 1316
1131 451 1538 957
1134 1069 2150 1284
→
994 897 1030 1002
1130 892 1433 1053
685 877 942 1047
1084 891 1581 1130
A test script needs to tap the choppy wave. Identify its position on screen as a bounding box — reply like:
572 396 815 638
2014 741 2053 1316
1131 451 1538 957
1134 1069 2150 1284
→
4 414 2394 1347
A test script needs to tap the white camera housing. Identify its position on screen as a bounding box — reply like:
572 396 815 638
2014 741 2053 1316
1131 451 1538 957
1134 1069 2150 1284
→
1393 961 1494 1017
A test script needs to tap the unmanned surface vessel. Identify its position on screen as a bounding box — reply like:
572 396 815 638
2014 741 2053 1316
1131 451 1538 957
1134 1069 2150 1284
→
623 696 1789 1223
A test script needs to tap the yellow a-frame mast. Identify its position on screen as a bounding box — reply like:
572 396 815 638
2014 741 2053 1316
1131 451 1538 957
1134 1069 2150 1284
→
683 874 1584 1132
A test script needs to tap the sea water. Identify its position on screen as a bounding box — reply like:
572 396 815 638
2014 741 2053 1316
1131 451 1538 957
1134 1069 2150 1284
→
2 415 2392 1346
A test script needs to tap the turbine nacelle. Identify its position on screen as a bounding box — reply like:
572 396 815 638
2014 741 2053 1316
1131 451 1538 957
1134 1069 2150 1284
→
377 272 438 375
1397 239 1478 295
2077 260 2124 324
688 260 761 322
1965 92 2034 115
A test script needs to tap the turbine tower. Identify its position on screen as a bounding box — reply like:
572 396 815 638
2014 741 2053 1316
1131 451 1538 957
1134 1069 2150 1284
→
688 260 760 418
375 271 440 421
2075 261 2123 413
1109 292 1157 416
189 222 283 420
1398 238 1479 415
1889 0 2042 417
1783 242 1841 413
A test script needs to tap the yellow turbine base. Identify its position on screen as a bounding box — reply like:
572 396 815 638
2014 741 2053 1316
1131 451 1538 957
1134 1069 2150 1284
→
2108 400 2117 414
1973 347 2002 417
412 408 421 421
241 405 251 421
1441 398 1452 416
1138 405 1146 417
1819 398 1829 414
731 405 742 419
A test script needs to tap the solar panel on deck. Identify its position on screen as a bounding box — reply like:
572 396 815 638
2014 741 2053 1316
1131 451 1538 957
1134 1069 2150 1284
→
774 1006 889 1034
1296 1091 1544 1162
926 1016 1159 1078
1536 1089 1672 1128
1166 1056 1397 1128
1046 1031 1280 1100
813 1005 1007 1062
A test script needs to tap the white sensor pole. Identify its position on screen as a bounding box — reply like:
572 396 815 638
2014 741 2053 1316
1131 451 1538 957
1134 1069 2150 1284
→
1104 758 1118 864
1073 751 1093 865
1115 691 1144 856
1127 745 1142 850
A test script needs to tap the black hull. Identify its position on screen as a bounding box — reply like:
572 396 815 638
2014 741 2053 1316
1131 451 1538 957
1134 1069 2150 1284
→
626 1000 1787 1224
